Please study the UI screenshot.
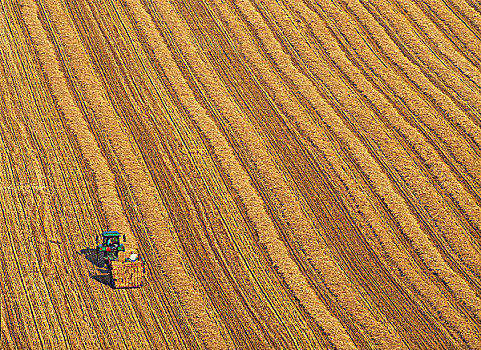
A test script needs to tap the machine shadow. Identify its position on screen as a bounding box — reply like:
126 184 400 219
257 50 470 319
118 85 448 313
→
91 274 112 287
80 247 112 287
80 248 103 268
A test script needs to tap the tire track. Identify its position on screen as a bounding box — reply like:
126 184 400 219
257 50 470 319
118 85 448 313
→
63 0 273 346
294 0 481 290
15 1 177 348
148 0 414 348
4 0 481 347
116 0 358 348
0 7 99 348
247 0 481 336
406 0 481 72
272 0 481 342
329 0 481 168
314 0 481 232
207 0 481 346
366 0 481 139
32 0 227 348
141 0 367 346
355 0 481 168
166 0 470 347
264 0 481 299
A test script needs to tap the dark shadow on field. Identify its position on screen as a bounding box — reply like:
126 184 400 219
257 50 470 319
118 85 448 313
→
91 274 112 287
80 247 103 267
79 248 113 287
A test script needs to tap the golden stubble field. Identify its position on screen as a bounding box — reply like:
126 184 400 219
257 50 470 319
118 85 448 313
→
1 0 481 348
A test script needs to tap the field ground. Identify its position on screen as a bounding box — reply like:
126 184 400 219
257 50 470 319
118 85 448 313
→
1 0 481 348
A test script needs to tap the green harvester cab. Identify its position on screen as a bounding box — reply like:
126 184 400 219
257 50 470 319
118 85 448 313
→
96 231 126 266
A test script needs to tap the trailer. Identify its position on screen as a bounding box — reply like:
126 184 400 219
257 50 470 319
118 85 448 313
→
111 259 145 288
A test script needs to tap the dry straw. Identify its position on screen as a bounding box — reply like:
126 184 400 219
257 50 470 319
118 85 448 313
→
19 0 132 239
208 0 481 346
312 0 481 312
286 0 481 291
148 0 410 347
144 0 369 348
397 0 481 85
20 0 225 348
15 0 481 347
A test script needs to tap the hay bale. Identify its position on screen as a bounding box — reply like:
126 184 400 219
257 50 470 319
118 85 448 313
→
111 260 144 288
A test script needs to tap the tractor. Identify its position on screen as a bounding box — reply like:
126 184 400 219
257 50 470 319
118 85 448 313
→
95 230 126 267
95 231 145 288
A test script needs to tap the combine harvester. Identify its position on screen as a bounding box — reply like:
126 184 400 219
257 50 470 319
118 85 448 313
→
96 231 146 288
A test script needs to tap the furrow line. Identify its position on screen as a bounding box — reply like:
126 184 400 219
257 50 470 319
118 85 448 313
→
326 0 481 208
361 0 481 158
190 0 454 346
144 25 329 346
163 0 416 347
16 1 163 348
364 0 481 136
320 0 481 175
87 0 237 348
0 16 78 349
407 0 481 72
72 0 268 346
220 0 481 346
119 0 358 347
210 0 454 348
145 0 362 346
301 0 481 249
33 0 227 347
20 0 132 240
270 0 481 295
464 0 481 16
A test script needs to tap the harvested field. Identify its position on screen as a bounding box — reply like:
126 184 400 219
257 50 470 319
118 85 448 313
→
1 0 481 348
